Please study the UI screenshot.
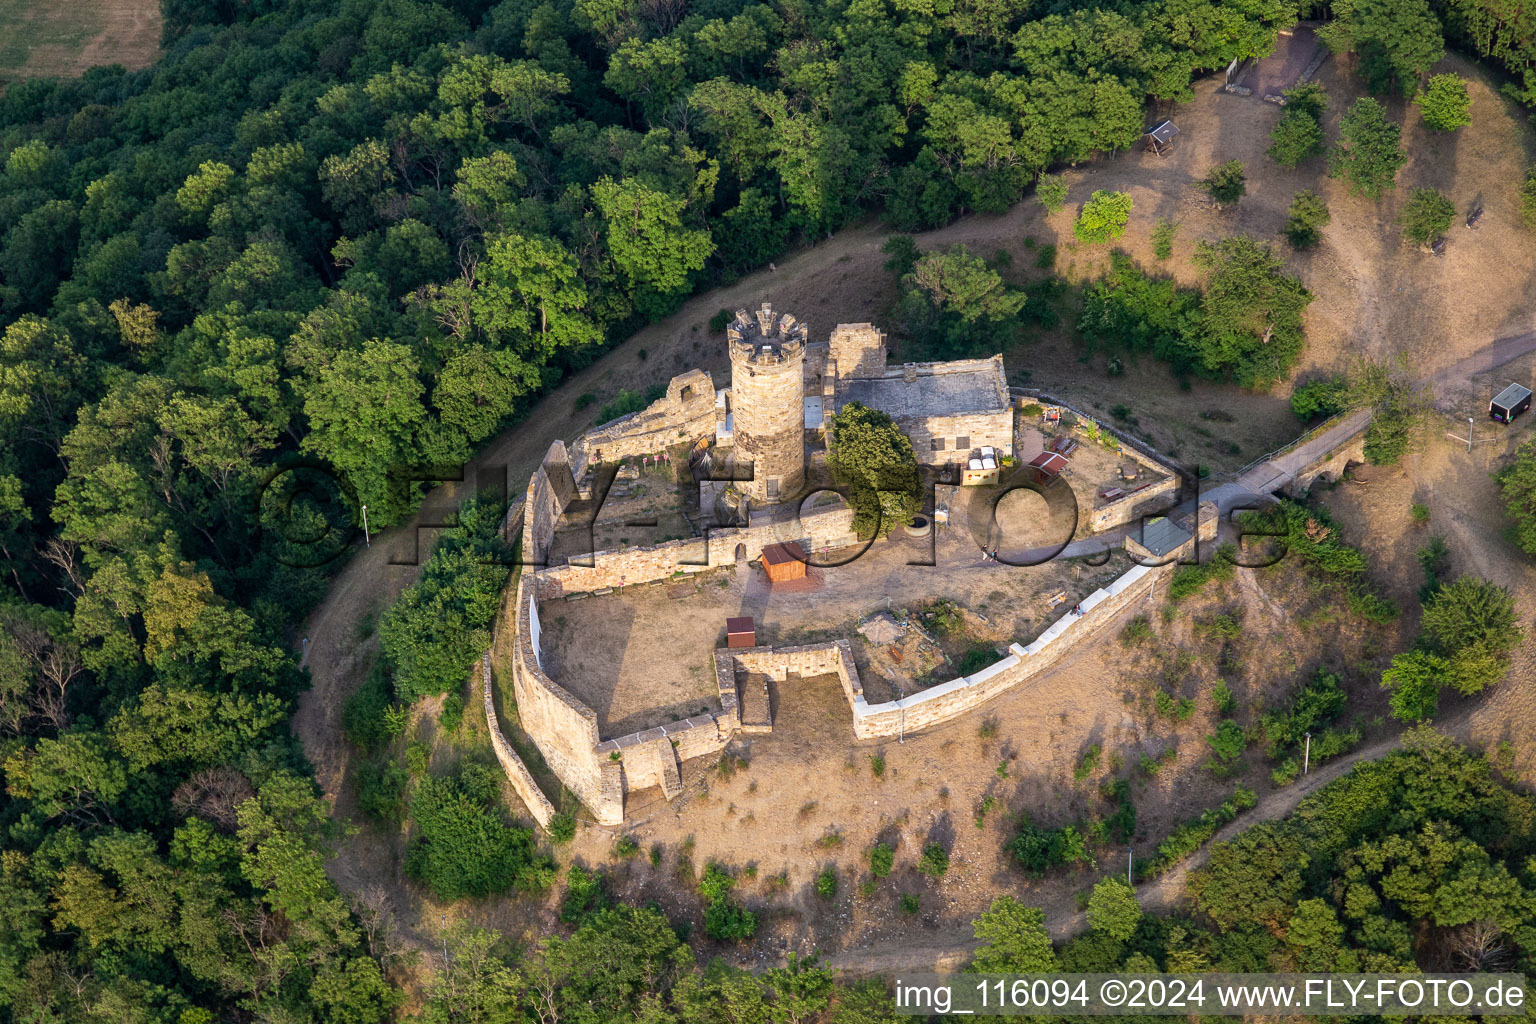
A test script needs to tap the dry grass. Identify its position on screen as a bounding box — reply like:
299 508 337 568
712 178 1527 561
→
0 0 160 81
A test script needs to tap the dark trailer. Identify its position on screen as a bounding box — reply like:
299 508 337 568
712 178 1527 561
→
1490 382 1532 423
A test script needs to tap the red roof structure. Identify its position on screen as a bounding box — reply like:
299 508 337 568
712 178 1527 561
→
726 616 756 648
1028 450 1069 485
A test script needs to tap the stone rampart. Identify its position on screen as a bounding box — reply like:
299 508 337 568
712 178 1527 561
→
849 562 1169 739
1090 474 1181 532
481 651 556 828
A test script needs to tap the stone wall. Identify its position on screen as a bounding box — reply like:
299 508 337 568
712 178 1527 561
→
1282 431 1367 497
829 323 887 380
523 441 573 565
569 369 716 480
1089 474 1181 532
849 562 1170 739
534 501 858 597
481 651 556 828
907 409 1015 467
506 577 622 823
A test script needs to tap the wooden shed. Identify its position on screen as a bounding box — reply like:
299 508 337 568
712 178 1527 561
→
1028 450 1069 486
1144 119 1179 155
759 542 807 583
726 616 756 648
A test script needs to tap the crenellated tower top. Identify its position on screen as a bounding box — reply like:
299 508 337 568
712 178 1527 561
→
726 303 808 366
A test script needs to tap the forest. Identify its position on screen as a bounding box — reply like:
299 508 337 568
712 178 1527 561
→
4 0 1536 1018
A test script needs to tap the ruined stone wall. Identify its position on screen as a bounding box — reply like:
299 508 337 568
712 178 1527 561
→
850 562 1171 739
506 577 622 823
522 441 573 564
481 651 556 828
569 369 717 480
829 323 887 380
1089 474 1181 532
534 502 857 597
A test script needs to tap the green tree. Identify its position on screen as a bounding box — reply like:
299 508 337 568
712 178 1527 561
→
1074 190 1133 244
1200 160 1247 207
971 897 1058 972
1380 649 1446 721
1283 190 1331 249
1420 576 1520 662
1086 877 1141 941
1268 108 1325 169
897 244 1026 356
1190 236 1314 389
1399 188 1454 247
1318 0 1444 95
405 763 554 900
1330 98 1407 200
1496 437 1536 554
591 177 713 321
1035 174 1068 214
1417 73 1472 130
827 403 921 539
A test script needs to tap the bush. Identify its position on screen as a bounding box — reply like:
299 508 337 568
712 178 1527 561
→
1421 575 1520 660
1206 720 1247 769
1496 437 1536 553
869 843 894 878
1212 680 1237 714
1261 669 1347 758
1119 616 1153 646
869 752 886 779
404 764 554 900
561 865 609 923
1200 160 1247 206
699 864 757 940
1330 98 1406 200
1138 787 1256 879
1167 545 1236 601
439 691 465 733
596 385 664 424
1073 190 1133 244
957 646 999 676
1290 374 1350 419
614 834 641 859
1399 187 1454 247
1011 819 1093 876
1381 650 1445 722
1522 164 1536 231
899 893 922 915
1154 689 1196 721
1151 217 1178 260
356 758 408 823
548 810 577 844
1416 73 1471 131
1283 190 1331 249
342 664 399 752
1268 107 1325 169
708 308 733 332
1035 174 1068 214
815 868 837 899
917 843 950 879
1074 744 1101 782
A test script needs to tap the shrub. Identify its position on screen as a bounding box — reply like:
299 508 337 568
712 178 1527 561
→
869 843 895 878
1086 877 1141 941
1283 190 1331 249
1119 616 1153 646
439 691 465 733
1151 217 1178 260
1138 787 1256 879
815 868 838 899
561 865 609 923
1035 174 1068 214
1410 502 1431 524
1291 374 1350 420
1200 160 1247 207
1073 190 1133 243
1261 669 1347 757
405 740 430 776
342 665 398 752
548 810 577 844
356 758 408 823
1011 819 1093 876
1212 680 1237 714
1271 758 1300 786
869 753 886 780
1497 437 1536 553
1381 650 1445 722
703 898 758 941
1522 164 1536 231
1206 720 1247 767
614 834 641 859
404 764 554 899
1268 107 1325 169
1074 744 1101 783
596 385 664 424
899 893 922 915
708 308 733 332
917 843 950 879
1416 73 1471 131
956 645 998 677
1420 575 1520 661
1399 187 1454 247
1168 545 1236 601
1035 242 1056 271
1154 689 1196 721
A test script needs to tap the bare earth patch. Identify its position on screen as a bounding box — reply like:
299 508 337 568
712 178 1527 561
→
0 0 160 80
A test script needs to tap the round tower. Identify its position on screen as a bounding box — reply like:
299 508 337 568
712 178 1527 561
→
727 303 807 504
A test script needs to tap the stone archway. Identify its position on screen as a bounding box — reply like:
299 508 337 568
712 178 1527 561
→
734 542 747 563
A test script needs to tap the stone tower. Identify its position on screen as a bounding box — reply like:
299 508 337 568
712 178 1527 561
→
727 303 807 504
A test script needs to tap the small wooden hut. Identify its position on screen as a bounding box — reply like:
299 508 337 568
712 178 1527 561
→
759 542 807 583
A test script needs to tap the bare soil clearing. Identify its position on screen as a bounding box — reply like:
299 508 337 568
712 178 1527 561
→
290 53 1536 974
